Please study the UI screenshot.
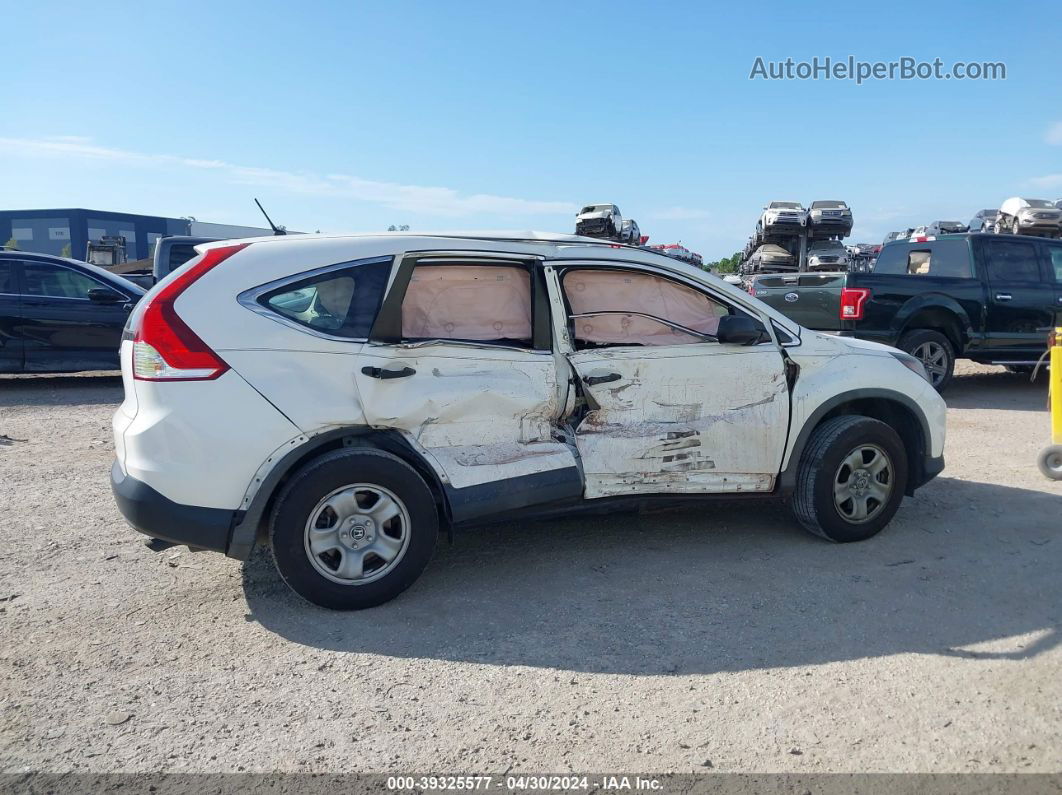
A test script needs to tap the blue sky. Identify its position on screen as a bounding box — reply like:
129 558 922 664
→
2 0 1060 259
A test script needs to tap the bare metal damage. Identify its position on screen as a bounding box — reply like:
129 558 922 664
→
353 346 578 490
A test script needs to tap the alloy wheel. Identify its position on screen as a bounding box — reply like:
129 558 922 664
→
912 341 949 387
833 444 894 524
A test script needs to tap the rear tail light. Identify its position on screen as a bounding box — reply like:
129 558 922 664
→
840 287 871 320
131 242 249 381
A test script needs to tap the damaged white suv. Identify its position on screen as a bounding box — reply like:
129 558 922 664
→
112 233 946 609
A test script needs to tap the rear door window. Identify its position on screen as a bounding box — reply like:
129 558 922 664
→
983 240 1042 282
1045 243 1062 283
259 258 392 339
0 261 15 294
400 264 533 348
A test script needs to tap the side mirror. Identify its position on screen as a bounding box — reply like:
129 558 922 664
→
717 314 765 345
88 287 125 304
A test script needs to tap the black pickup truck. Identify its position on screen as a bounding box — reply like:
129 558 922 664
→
837 233 1062 389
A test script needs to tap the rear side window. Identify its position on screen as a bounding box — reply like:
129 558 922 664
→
400 264 533 347
167 244 199 274
983 240 1041 282
872 244 907 274
259 258 392 339
874 240 972 278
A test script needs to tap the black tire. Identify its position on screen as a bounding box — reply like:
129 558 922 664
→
899 329 956 392
1012 217 1020 235
1004 365 1035 377
269 449 438 610
1038 445 1062 481
792 416 909 543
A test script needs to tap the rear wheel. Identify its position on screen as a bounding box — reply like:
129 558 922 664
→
899 329 956 391
1012 217 1021 235
792 416 908 542
269 449 438 609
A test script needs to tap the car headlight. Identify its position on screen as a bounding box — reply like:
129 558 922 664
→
891 351 930 382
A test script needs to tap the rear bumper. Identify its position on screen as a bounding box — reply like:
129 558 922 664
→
110 460 235 553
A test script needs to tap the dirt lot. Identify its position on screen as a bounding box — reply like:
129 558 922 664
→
0 362 1059 774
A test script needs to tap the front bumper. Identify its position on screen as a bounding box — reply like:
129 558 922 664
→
111 460 235 553
914 454 946 491
764 219 805 233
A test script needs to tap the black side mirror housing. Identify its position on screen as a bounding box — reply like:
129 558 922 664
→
717 314 765 345
88 287 125 304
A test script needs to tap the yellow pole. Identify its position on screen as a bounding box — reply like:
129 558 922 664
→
1052 328 1062 446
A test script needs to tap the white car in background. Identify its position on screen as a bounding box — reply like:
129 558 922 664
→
576 203 623 239
995 197 1062 237
621 218 641 245
758 201 807 236
111 233 946 609
806 239 849 271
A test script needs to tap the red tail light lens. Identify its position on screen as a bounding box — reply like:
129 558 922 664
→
840 287 871 320
132 243 249 381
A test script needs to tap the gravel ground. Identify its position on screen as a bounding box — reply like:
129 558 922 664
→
0 362 1059 774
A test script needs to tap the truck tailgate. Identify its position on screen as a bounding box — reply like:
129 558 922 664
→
750 272 844 331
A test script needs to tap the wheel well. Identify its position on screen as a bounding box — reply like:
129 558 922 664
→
252 429 450 546
818 398 926 494
901 308 965 354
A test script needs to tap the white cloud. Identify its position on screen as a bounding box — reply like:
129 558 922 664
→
1046 122 1062 146
1028 173 1062 190
0 136 577 217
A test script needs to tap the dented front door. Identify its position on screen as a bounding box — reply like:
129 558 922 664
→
545 262 790 499
567 344 789 497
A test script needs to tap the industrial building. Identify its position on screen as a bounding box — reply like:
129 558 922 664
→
0 208 276 261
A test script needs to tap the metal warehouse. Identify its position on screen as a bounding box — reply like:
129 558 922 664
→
0 208 274 261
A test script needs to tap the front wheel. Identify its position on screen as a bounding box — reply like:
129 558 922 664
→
269 449 439 609
899 329 956 391
792 416 909 542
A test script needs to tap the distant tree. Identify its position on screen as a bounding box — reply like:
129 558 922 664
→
705 251 742 273
3 237 17 251
60 243 72 258
387 224 410 232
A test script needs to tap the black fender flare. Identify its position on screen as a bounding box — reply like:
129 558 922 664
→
891 295 973 351
225 427 446 560
778 388 933 495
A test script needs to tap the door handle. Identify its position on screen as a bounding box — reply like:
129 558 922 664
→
583 372 622 386
994 293 1013 301
361 366 416 380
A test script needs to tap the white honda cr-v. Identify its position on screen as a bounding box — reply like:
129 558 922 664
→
112 233 946 609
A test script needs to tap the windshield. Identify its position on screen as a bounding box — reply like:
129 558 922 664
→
811 201 846 209
810 241 846 253
770 202 802 209
1024 199 1054 209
